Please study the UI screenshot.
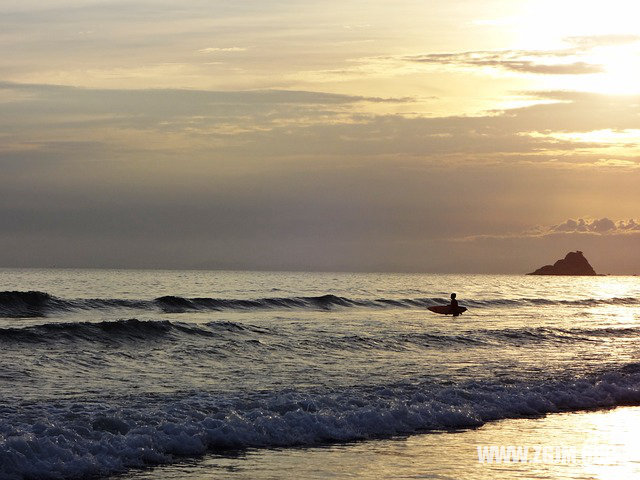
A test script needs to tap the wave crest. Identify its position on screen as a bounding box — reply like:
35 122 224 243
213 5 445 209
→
3 366 640 479
1 290 638 318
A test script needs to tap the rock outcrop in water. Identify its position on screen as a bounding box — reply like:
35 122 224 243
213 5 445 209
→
528 251 597 276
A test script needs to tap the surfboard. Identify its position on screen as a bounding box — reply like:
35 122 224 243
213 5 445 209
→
428 305 467 315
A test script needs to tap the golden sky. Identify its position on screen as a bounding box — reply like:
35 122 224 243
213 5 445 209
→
1 1 639 272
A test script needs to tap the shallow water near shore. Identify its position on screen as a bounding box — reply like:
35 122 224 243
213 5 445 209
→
118 405 640 480
1 269 639 479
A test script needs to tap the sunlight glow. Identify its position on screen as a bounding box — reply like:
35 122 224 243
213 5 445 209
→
542 129 640 145
514 1 640 46
577 408 640 480
501 0 640 94
577 45 640 94
523 129 640 158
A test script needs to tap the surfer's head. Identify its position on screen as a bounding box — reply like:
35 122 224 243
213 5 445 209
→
450 293 456 299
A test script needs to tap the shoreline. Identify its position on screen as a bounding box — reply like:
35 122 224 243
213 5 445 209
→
117 405 640 479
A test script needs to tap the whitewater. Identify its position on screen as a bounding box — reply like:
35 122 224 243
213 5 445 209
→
1 269 639 479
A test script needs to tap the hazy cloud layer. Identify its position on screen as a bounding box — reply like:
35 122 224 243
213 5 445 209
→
2 1 640 272
2 83 640 164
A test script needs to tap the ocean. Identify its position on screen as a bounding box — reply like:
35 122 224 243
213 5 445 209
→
1 269 640 479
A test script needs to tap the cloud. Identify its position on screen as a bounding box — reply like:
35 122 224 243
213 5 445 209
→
1 82 639 166
460 218 640 244
399 35 640 77
501 218 640 238
594 158 639 168
403 50 603 75
566 34 640 48
2 2 640 272
507 62 601 75
552 218 614 233
548 218 640 234
0 81 412 106
197 47 247 54
2 92 639 272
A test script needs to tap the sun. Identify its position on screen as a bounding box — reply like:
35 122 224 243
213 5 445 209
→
523 42 640 96
579 44 640 94
503 0 640 94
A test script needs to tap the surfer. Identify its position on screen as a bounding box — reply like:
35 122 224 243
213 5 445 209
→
427 294 466 315
449 293 459 316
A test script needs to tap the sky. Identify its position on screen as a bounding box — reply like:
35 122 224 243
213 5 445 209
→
1 0 639 273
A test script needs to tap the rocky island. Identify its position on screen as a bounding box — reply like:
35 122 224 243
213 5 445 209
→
528 251 598 276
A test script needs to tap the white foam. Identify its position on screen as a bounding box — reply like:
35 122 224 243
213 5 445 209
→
3 369 640 479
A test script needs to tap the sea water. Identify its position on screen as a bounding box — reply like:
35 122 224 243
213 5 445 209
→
1 269 639 479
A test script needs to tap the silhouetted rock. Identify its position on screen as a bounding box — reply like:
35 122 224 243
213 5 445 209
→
528 251 597 275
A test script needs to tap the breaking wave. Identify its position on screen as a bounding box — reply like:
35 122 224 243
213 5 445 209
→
3 365 640 479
